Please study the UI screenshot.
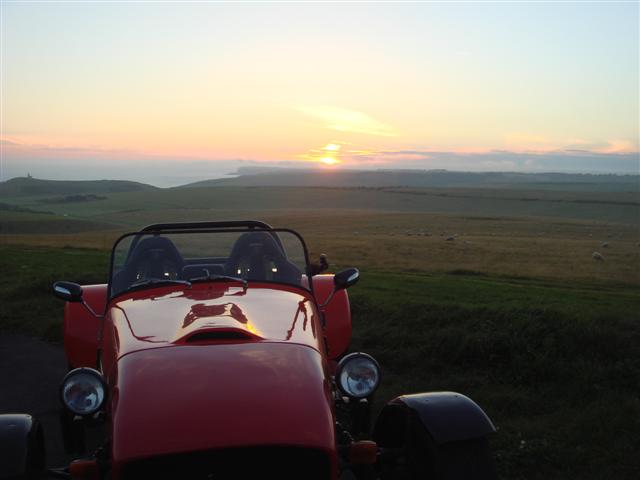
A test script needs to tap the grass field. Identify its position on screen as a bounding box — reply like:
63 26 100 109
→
2 209 639 286
2 185 639 224
1 182 639 478
2 183 638 285
1 244 638 479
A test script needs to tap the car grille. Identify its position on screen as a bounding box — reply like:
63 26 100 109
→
121 446 331 479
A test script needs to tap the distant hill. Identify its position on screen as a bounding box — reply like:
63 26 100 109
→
177 169 640 192
0 177 158 198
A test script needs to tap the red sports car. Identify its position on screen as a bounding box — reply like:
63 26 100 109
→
0 221 496 479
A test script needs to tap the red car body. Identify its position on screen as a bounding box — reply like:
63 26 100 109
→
65 277 348 478
0 221 496 480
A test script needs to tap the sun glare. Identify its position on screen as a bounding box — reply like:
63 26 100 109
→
320 156 339 165
299 141 345 166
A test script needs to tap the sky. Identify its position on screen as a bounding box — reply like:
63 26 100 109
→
1 2 638 186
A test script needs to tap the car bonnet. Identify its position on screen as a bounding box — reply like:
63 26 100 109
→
105 283 324 360
109 341 335 467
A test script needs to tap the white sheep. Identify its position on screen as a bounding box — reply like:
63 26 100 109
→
592 252 604 261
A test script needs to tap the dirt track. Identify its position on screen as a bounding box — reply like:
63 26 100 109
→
0 335 77 468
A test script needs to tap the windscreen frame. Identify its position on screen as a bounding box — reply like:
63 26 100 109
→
107 225 315 302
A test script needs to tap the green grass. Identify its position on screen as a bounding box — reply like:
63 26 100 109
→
1 244 639 478
3 185 639 224
0 177 157 197
349 272 640 479
0 246 108 341
0 210 115 234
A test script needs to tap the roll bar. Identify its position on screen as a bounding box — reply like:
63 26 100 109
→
141 220 273 232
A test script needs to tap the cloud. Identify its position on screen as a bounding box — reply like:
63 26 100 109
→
503 134 639 155
294 105 398 137
594 139 638 154
0 136 138 158
291 140 639 173
370 149 639 174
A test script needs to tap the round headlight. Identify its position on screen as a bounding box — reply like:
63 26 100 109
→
60 368 106 416
336 352 381 399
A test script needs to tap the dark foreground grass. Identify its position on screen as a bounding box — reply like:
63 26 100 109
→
1 245 639 479
0 246 108 341
349 272 640 480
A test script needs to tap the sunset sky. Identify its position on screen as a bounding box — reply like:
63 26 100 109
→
1 2 638 185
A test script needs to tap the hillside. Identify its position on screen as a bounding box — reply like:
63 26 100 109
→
0 177 158 197
178 169 640 192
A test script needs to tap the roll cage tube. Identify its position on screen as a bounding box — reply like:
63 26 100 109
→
106 222 315 305
141 220 273 232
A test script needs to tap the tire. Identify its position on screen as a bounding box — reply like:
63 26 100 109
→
0 414 46 480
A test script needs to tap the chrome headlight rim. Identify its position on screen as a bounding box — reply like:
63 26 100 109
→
60 367 107 416
335 352 381 399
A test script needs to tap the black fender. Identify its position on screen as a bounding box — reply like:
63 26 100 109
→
0 414 45 479
373 392 495 446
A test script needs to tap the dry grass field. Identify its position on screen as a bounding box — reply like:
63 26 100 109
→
3 182 637 288
2 209 638 286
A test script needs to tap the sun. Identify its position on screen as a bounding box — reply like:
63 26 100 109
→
320 156 339 165
300 142 343 166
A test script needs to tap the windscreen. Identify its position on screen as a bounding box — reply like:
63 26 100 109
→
109 229 309 298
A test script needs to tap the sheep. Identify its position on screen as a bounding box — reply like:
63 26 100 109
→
592 252 604 261
601 242 609 248
446 236 455 241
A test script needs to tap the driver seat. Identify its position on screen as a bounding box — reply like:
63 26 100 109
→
112 236 184 295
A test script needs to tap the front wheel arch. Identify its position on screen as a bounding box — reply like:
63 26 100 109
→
0 414 46 479
374 392 495 446
373 392 497 480
403 413 497 480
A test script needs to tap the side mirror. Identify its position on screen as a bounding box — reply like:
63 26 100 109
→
334 268 360 290
52 281 83 303
318 268 360 309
